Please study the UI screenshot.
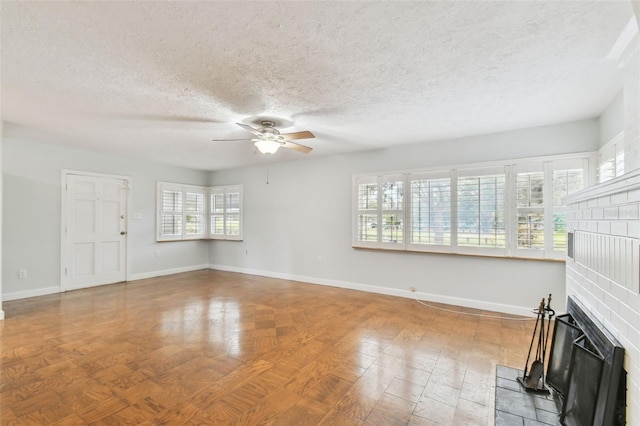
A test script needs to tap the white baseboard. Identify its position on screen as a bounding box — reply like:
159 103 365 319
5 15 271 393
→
209 264 534 317
3 286 61 302
128 264 210 282
1 265 210 303
0 310 5 320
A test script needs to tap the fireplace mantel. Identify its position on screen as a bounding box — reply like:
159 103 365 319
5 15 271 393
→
565 168 640 205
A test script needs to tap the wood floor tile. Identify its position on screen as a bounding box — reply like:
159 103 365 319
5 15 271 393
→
0 270 536 425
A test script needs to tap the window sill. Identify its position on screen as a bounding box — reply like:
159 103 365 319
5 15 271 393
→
352 245 566 263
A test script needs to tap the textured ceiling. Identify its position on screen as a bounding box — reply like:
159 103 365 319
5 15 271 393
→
1 1 635 171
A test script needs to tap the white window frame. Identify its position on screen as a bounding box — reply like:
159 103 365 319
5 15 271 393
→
352 153 592 261
406 170 453 254
597 131 624 183
454 165 508 257
157 182 242 242
209 185 243 241
353 175 406 250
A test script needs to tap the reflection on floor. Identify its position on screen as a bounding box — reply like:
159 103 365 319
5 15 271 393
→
1 270 536 424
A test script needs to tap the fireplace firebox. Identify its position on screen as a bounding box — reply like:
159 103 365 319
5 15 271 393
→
546 296 626 425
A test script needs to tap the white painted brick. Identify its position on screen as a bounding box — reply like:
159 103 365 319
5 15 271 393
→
633 243 640 292
610 282 629 305
579 201 589 210
610 311 629 338
619 204 639 220
587 221 598 232
588 198 599 208
582 209 592 220
611 221 628 237
592 208 604 219
628 222 640 238
604 206 619 219
619 302 640 330
612 191 628 205
604 290 620 312
628 188 640 202
598 195 612 207
598 221 611 234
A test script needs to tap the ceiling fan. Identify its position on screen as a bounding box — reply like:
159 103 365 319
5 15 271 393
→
213 120 315 154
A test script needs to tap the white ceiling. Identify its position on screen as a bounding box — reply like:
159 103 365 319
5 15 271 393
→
1 1 635 171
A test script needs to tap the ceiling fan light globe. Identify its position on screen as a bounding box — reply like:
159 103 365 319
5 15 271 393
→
254 139 280 154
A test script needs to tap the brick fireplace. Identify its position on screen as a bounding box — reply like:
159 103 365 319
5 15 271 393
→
565 28 640 423
565 170 640 424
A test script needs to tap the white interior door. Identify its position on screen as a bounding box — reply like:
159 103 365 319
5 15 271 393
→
64 174 128 291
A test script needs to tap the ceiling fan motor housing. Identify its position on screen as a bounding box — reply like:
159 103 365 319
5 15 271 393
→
259 121 280 137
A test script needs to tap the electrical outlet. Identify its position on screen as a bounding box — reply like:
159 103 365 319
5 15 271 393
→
18 269 28 279
410 286 416 292
154 250 160 257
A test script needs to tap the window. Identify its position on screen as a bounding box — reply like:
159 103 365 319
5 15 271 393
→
353 154 590 260
159 186 183 239
157 182 242 241
158 183 206 241
457 169 506 252
516 169 545 251
598 132 624 183
408 173 452 249
354 175 404 249
185 191 205 238
210 185 243 240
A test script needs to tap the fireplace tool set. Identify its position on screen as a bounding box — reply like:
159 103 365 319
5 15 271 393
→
518 294 555 393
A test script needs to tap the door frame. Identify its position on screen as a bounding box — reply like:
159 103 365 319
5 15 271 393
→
60 170 132 292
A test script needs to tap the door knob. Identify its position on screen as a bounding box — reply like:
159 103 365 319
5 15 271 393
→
120 231 127 235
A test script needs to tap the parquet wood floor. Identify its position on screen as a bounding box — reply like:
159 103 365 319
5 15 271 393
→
0 270 536 425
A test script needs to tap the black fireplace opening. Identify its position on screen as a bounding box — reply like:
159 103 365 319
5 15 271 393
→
546 296 626 426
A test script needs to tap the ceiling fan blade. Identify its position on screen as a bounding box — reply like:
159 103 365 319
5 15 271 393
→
236 122 263 137
211 138 252 142
280 130 315 141
282 140 313 154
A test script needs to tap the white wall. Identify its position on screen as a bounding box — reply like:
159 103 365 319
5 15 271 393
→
210 119 599 315
2 137 210 300
0 121 4 319
600 91 625 145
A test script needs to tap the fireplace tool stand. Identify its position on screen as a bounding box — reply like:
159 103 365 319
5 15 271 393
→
517 294 555 394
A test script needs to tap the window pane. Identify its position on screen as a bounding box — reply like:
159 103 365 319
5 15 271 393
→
162 190 182 212
211 193 224 213
598 157 615 183
358 214 378 242
554 212 567 251
518 212 545 249
410 178 451 245
185 214 203 235
616 150 625 177
226 214 240 236
554 169 584 206
382 214 403 243
358 183 378 210
517 172 544 207
227 192 241 213
185 192 204 213
457 174 505 248
162 214 181 235
553 169 583 251
211 215 224 235
382 180 403 210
